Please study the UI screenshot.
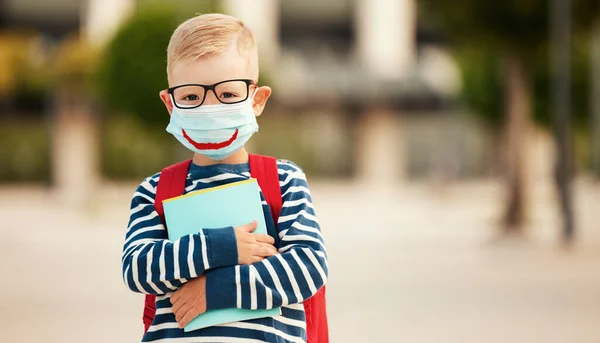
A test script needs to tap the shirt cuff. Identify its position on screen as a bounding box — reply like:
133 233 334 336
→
203 226 238 269
205 266 237 310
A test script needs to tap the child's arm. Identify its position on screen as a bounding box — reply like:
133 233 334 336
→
203 162 328 310
121 174 239 295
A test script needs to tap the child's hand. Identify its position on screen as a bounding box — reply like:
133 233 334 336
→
234 221 278 265
171 275 207 328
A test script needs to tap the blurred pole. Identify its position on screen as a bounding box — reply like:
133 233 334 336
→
223 0 280 69
83 0 134 46
592 22 600 178
354 109 403 184
50 0 133 205
51 89 99 206
354 0 415 185
503 54 530 232
550 0 574 242
355 0 415 80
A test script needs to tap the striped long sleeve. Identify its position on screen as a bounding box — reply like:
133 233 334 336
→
121 174 239 295
204 162 328 311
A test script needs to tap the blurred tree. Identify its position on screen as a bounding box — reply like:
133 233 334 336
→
419 0 599 235
0 33 52 183
51 34 98 94
0 33 49 116
0 121 51 183
593 23 600 178
96 1 221 126
455 48 504 128
95 4 179 125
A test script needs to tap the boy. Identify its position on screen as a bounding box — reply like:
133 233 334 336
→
121 13 328 343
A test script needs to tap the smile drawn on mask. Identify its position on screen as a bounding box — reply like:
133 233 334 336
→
181 128 239 150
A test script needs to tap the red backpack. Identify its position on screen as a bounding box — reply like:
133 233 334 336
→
142 154 329 343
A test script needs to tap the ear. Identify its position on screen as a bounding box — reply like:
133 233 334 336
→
252 86 272 117
159 89 174 115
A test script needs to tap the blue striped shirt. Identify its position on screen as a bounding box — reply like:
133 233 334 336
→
122 160 328 342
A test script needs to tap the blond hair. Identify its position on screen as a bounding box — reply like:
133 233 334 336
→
167 13 258 76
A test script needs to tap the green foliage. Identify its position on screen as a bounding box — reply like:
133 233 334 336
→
420 1 599 53
455 48 504 127
419 0 599 128
50 35 98 93
455 40 593 129
96 4 178 125
100 116 186 179
0 34 50 113
0 120 51 183
252 114 318 175
95 1 221 125
532 36 592 128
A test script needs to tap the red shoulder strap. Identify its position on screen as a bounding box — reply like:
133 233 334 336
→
154 159 193 225
249 155 329 343
144 159 191 335
142 160 192 334
249 154 282 224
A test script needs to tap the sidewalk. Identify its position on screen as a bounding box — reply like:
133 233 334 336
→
0 180 599 342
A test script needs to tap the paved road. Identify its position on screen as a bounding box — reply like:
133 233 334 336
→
1 180 599 342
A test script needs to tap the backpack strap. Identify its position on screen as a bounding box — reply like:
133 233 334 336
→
144 159 192 335
154 159 193 225
249 154 282 226
249 155 329 343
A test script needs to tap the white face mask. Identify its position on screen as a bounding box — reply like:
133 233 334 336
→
165 91 258 161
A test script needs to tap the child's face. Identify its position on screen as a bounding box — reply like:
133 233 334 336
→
159 44 271 116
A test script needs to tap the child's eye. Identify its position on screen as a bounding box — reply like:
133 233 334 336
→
183 95 200 101
220 92 237 99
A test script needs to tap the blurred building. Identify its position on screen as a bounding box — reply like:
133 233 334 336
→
0 0 136 45
0 0 135 203
228 0 467 184
1 0 491 193
0 0 79 37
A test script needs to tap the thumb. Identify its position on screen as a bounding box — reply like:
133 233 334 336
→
241 220 258 232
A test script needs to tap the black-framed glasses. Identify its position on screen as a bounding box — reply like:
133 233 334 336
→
168 79 257 109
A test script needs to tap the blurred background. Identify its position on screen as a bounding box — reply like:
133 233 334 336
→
1 0 600 342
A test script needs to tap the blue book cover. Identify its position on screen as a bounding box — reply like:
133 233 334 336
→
163 178 281 332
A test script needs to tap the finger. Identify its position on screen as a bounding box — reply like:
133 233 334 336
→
175 302 193 324
179 306 201 328
260 242 278 253
170 292 180 306
254 234 275 245
253 246 270 258
241 220 258 232
256 243 278 257
251 255 266 264
171 296 188 314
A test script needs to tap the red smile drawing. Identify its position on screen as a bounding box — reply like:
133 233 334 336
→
182 129 239 150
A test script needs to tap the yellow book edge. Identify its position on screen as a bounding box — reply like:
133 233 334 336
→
162 178 257 204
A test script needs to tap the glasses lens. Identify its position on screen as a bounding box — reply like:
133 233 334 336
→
215 80 249 103
172 85 205 108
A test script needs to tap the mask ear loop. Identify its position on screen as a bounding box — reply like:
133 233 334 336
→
250 86 259 102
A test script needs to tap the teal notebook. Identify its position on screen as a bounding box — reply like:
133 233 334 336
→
163 178 281 332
